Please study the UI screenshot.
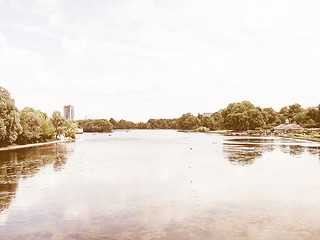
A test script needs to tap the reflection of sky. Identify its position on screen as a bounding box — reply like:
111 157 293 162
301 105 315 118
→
1 131 320 239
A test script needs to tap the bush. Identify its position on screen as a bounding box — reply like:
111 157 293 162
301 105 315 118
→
78 119 113 133
194 127 210 133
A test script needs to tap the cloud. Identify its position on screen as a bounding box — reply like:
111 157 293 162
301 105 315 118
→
1 0 320 121
31 0 61 15
0 33 43 77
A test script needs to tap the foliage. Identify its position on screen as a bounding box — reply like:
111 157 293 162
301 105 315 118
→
221 101 265 131
0 87 22 146
109 117 117 127
176 113 201 130
99 101 320 132
0 86 80 146
198 114 216 130
78 119 113 132
17 107 42 144
288 103 303 120
18 108 71 143
2 85 320 143
194 126 210 132
64 120 78 139
260 107 277 126
51 111 67 138
116 119 136 129
147 119 176 129
38 111 56 141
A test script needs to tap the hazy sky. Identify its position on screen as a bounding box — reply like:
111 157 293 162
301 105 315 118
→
1 0 319 121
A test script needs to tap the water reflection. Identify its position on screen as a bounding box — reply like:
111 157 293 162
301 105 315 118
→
1 132 320 239
308 147 320 159
0 144 70 212
223 138 275 165
279 145 305 156
223 137 320 165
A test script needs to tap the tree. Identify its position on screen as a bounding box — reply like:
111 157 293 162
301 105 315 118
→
261 107 277 126
17 107 41 144
279 106 289 121
64 120 78 139
116 119 135 129
79 119 113 132
51 111 67 138
211 111 224 130
37 111 56 141
288 103 303 120
201 116 215 130
109 118 117 127
305 106 320 127
0 87 22 146
176 113 201 130
221 101 265 131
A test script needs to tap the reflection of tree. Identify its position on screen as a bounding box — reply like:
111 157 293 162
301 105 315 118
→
0 144 71 212
289 145 304 156
280 145 306 156
223 143 275 165
308 147 320 160
223 138 276 165
0 183 17 212
225 138 320 166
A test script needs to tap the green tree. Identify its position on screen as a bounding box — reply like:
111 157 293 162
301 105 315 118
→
261 107 277 126
147 119 161 129
0 87 22 146
305 106 320 127
279 106 289 121
18 107 41 144
288 103 303 120
79 119 112 132
136 122 148 129
177 113 201 130
211 111 224 130
202 116 215 130
109 118 117 127
221 101 265 131
37 111 56 141
64 120 78 139
51 111 67 138
116 119 135 129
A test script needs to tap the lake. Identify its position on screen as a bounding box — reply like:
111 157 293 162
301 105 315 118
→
1 130 320 240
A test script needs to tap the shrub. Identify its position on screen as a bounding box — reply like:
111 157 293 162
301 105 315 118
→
194 127 210 133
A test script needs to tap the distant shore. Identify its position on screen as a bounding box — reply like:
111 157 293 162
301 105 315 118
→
0 139 74 152
281 135 320 143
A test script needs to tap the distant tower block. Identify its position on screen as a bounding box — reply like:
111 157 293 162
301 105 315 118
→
64 105 74 120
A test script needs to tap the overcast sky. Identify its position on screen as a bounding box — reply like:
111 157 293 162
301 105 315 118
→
0 0 319 121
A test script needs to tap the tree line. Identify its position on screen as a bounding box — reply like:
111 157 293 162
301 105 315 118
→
0 87 77 147
3 85 319 139
78 100 320 133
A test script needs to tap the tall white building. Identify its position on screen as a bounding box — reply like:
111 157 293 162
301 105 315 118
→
64 105 74 120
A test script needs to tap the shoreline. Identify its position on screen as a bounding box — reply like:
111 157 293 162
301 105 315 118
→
281 135 320 143
0 139 74 152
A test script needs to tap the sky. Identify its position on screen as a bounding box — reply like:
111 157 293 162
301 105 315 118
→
0 0 319 122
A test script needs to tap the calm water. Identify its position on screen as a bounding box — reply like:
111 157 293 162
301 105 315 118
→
1 130 320 240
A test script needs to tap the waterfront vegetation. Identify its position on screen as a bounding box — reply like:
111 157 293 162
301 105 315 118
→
0 87 77 147
79 101 320 136
1 86 320 146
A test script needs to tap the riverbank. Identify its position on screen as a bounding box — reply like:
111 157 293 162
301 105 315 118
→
0 139 74 152
281 135 320 143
